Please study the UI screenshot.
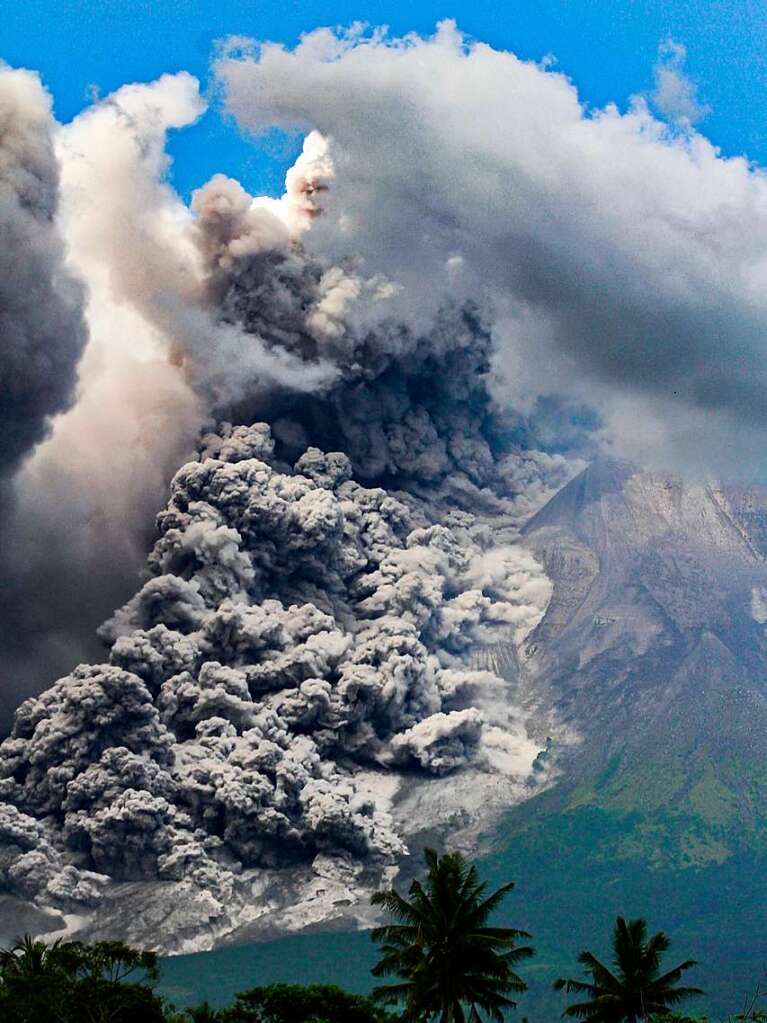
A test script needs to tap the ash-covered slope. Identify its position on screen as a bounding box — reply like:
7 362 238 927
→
523 458 767 767
481 459 767 1017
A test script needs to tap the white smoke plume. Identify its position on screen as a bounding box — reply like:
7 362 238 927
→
57 74 339 403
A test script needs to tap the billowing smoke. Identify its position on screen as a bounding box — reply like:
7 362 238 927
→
0 422 552 913
0 66 89 724
0 73 206 726
8 20 765 927
0 51 575 919
0 66 86 473
217 22 767 479
0 54 582 734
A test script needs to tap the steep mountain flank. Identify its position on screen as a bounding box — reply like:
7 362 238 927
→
488 460 767 1016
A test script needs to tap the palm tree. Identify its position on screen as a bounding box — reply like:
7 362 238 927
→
0 937 70 1023
0 935 64 976
554 916 702 1023
370 847 533 1023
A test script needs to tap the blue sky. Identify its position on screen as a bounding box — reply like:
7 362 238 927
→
5 0 767 198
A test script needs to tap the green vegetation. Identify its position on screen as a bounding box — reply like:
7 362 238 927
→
151 720 767 1019
0 934 166 1022
370 848 533 1022
554 917 701 1023
10 847 765 1023
215 983 391 1023
549 748 767 871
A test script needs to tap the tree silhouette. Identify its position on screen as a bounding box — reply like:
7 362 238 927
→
371 847 533 1022
0 934 165 1023
554 916 702 1023
219 982 389 1022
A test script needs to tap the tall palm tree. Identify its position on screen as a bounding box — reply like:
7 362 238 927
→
370 847 533 1023
554 916 702 1023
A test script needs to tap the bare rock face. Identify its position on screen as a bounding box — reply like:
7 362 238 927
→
522 458 767 762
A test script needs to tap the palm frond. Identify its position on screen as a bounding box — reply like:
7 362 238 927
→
371 980 415 1003
648 960 699 990
576 951 622 993
464 882 517 928
653 985 705 1004
554 978 601 996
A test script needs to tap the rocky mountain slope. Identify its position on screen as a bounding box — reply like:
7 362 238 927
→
523 457 767 790
485 458 767 1016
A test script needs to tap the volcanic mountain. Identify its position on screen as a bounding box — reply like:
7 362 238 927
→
480 457 767 1017
5 452 767 1019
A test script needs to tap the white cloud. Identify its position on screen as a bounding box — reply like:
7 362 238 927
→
652 37 709 126
216 22 767 479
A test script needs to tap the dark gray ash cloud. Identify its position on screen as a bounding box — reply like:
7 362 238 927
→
0 422 552 909
0 67 86 472
0 67 89 727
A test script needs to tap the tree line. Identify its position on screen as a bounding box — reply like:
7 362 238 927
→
0 848 737 1023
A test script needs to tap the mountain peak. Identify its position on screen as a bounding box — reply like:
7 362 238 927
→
522 457 635 537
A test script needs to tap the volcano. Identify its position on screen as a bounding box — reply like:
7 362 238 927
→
6 453 767 1018
480 457 767 1017
152 456 767 1014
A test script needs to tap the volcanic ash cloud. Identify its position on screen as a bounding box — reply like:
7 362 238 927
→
0 60 579 926
0 62 585 729
0 422 552 914
0 66 87 474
